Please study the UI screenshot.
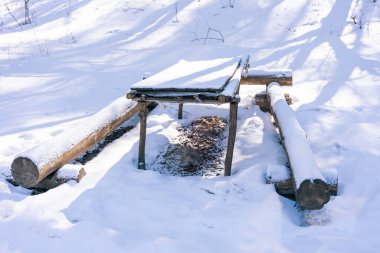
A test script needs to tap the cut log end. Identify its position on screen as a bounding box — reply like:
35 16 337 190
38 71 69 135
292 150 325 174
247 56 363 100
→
296 179 330 210
11 157 39 188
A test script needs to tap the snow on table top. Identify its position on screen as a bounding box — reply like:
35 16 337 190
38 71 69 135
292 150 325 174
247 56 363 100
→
267 82 325 188
131 57 241 92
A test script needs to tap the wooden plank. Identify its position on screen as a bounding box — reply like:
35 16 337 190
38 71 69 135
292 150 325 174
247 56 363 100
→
131 94 240 104
11 100 143 188
138 101 148 170
241 76 292 86
224 102 238 176
241 69 293 86
221 57 245 97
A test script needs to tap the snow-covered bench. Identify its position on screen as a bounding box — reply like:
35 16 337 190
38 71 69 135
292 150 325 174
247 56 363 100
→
127 56 250 176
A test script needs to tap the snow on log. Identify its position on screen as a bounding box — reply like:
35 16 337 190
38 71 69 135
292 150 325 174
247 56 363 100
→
11 97 140 188
241 69 292 86
267 82 330 210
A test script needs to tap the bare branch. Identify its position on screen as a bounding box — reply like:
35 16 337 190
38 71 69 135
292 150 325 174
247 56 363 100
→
173 0 179 23
6 5 21 26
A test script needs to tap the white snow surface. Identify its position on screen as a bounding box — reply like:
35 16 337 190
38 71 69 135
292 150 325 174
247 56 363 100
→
268 82 325 188
1 0 380 252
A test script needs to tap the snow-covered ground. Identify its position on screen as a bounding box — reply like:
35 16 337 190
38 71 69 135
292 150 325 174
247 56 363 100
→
1 0 380 252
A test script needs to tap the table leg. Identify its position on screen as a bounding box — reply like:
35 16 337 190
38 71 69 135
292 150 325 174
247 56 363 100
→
138 101 148 170
225 102 238 176
178 103 183 119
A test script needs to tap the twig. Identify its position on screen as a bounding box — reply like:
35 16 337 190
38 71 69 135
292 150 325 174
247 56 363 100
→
6 5 21 26
173 0 179 23
24 0 31 24
208 28 224 42
202 27 224 44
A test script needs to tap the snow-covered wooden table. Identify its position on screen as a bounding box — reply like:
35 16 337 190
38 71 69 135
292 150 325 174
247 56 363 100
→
127 56 249 176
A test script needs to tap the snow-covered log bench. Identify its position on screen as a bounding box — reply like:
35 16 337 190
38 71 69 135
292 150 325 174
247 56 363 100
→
267 82 331 210
241 69 292 86
11 97 142 188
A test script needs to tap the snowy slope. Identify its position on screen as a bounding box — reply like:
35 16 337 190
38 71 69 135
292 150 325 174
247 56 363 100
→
1 0 380 252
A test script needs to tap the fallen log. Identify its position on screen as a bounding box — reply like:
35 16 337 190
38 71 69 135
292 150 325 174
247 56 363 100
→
11 97 141 188
267 82 331 210
266 164 338 197
241 69 292 86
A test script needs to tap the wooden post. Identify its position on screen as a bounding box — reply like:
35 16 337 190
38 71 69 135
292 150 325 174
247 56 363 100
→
178 103 183 119
138 101 148 170
224 102 238 176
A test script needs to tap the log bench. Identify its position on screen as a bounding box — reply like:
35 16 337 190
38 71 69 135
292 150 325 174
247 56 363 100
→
266 83 332 210
241 69 335 210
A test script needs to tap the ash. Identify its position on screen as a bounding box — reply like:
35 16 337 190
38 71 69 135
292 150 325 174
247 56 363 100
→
152 116 227 176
